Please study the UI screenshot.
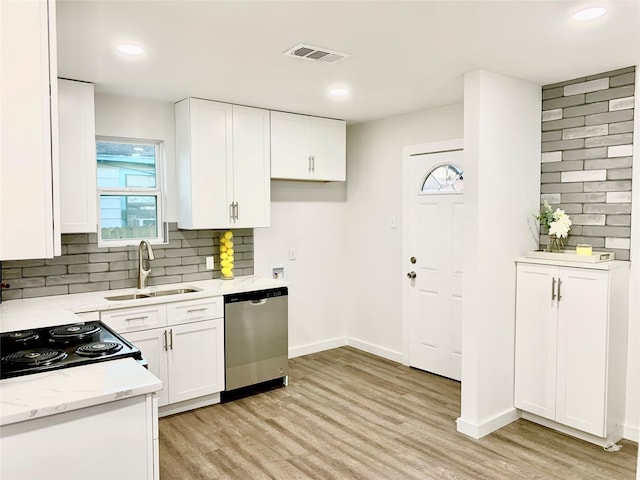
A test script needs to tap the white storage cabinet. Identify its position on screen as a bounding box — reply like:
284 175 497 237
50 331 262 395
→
58 79 97 233
514 258 629 445
1 394 158 480
175 98 270 229
0 0 60 259
101 297 225 408
270 111 346 181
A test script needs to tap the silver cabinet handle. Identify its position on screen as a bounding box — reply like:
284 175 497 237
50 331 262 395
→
308 155 313 173
551 277 556 300
186 307 207 313
557 278 562 301
229 203 234 222
125 315 148 322
169 328 173 350
163 330 168 351
407 271 417 279
234 202 239 221
311 155 315 173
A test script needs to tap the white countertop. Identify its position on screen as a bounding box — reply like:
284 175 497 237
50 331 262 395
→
0 275 287 332
0 275 286 426
0 358 161 426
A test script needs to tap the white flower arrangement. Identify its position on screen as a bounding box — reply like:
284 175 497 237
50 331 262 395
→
535 200 572 238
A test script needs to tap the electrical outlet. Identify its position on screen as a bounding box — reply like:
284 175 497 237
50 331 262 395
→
205 256 214 270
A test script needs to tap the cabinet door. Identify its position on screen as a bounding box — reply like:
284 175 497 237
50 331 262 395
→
0 0 59 259
555 268 608 436
123 329 169 407
167 318 224 403
270 111 311 180
307 116 346 181
58 79 97 233
514 263 558 420
232 105 270 227
175 98 232 229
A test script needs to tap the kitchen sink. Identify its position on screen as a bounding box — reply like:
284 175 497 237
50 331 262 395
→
105 287 201 301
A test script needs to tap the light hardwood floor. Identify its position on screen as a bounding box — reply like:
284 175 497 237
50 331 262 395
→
159 347 637 479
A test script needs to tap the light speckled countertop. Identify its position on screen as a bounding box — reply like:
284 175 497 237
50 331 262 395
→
0 275 286 426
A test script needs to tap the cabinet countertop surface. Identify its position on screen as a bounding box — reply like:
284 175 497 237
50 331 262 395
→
514 257 630 271
0 275 287 332
0 275 286 427
0 358 162 427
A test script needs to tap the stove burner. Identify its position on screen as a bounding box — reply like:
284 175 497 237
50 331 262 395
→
76 342 123 357
1 330 39 344
3 348 68 366
49 324 101 342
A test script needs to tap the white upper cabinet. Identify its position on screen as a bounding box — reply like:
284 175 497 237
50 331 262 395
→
271 111 346 181
175 98 270 229
0 0 60 259
58 79 97 233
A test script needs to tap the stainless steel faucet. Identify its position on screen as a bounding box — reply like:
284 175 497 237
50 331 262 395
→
137 240 155 289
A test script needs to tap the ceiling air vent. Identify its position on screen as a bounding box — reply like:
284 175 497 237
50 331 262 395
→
282 43 351 65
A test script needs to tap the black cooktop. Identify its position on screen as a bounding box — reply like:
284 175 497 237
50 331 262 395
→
0 321 144 379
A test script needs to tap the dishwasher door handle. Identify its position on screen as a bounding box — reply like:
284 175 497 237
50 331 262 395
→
250 299 267 306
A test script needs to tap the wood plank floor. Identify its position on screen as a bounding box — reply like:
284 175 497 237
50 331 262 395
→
159 347 637 479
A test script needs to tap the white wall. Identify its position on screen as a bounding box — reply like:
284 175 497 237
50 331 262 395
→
457 70 541 438
94 93 178 222
253 181 349 357
344 105 464 360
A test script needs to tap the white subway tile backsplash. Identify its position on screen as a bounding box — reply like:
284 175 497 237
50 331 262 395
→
561 170 606 183
563 78 609 96
609 96 635 111
562 124 608 140
608 144 633 157
542 109 563 121
605 237 631 249
541 193 561 204
541 151 562 163
606 191 632 203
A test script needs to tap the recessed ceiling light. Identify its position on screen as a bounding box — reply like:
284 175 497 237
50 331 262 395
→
117 44 144 55
328 88 350 97
571 7 606 21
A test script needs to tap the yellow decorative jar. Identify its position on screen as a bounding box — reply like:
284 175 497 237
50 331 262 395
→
219 230 234 280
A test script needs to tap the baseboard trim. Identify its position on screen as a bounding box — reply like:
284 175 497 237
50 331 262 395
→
456 408 520 439
347 338 403 363
623 423 639 442
288 337 347 359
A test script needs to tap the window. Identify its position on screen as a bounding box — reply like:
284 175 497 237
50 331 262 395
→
421 164 464 193
96 137 165 246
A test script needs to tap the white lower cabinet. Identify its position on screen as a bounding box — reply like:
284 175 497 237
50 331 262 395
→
514 259 629 444
103 297 225 409
1 394 157 480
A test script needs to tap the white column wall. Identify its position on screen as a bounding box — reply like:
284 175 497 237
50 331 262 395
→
457 70 541 438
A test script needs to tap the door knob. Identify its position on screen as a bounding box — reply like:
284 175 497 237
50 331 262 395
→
407 271 417 279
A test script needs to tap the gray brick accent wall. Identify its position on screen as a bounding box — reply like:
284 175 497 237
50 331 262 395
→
541 66 635 260
1 224 254 300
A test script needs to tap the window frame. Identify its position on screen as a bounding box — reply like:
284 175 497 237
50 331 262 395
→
420 162 464 194
96 136 167 247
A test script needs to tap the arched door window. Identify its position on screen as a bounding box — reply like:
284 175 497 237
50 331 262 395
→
421 164 464 192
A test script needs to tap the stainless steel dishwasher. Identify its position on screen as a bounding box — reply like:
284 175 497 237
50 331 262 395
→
223 287 288 392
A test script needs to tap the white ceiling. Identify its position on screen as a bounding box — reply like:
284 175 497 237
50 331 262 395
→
56 0 640 124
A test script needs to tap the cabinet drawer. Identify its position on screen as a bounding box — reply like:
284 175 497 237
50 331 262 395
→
101 305 167 333
167 298 223 326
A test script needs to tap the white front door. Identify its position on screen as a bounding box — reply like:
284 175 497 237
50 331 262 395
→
404 145 464 381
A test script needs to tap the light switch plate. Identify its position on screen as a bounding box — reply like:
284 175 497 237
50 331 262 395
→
205 256 214 270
